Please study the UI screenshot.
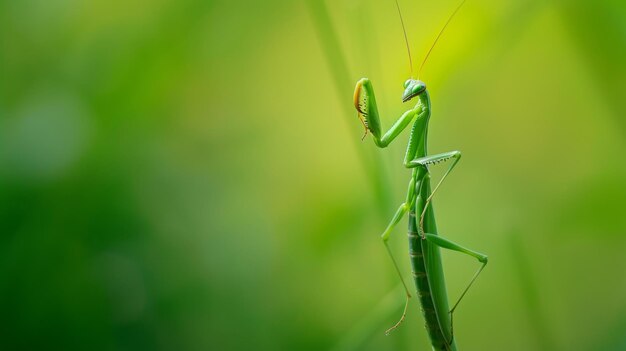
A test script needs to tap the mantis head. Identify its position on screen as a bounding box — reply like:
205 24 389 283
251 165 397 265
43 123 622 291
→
396 0 466 104
402 79 426 102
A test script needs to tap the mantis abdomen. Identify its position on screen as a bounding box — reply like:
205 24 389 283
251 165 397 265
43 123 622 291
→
409 173 456 351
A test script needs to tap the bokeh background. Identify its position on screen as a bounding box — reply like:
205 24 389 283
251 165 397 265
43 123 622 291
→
1 0 626 350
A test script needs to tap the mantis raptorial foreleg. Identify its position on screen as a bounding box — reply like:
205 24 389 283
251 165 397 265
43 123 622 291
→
354 78 424 146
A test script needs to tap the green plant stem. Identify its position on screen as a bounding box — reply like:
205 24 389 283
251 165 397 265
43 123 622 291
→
306 0 392 214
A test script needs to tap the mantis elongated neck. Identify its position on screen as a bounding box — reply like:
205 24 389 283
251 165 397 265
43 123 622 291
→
417 90 431 156
416 90 431 117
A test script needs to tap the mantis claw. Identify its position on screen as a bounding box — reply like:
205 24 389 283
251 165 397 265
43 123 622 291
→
354 82 370 140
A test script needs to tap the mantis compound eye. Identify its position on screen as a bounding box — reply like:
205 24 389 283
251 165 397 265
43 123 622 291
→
411 81 426 95
404 79 412 88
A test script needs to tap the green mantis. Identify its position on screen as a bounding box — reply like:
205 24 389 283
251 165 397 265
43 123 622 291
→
353 1 487 350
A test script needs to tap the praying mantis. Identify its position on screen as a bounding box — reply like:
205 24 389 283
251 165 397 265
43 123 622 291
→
352 1 487 350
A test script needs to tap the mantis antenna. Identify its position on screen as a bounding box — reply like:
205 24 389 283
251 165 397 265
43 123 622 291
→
417 0 467 79
394 0 413 78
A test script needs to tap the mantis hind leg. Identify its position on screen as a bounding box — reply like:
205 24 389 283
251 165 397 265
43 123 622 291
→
379 173 418 335
423 233 488 344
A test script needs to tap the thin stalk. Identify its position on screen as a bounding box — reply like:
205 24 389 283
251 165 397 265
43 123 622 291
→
306 0 392 214
330 284 416 351
509 233 557 351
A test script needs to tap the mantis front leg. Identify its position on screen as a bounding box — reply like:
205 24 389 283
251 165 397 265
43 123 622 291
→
354 78 425 147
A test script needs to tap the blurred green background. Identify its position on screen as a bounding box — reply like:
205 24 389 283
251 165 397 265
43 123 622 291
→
1 0 626 350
